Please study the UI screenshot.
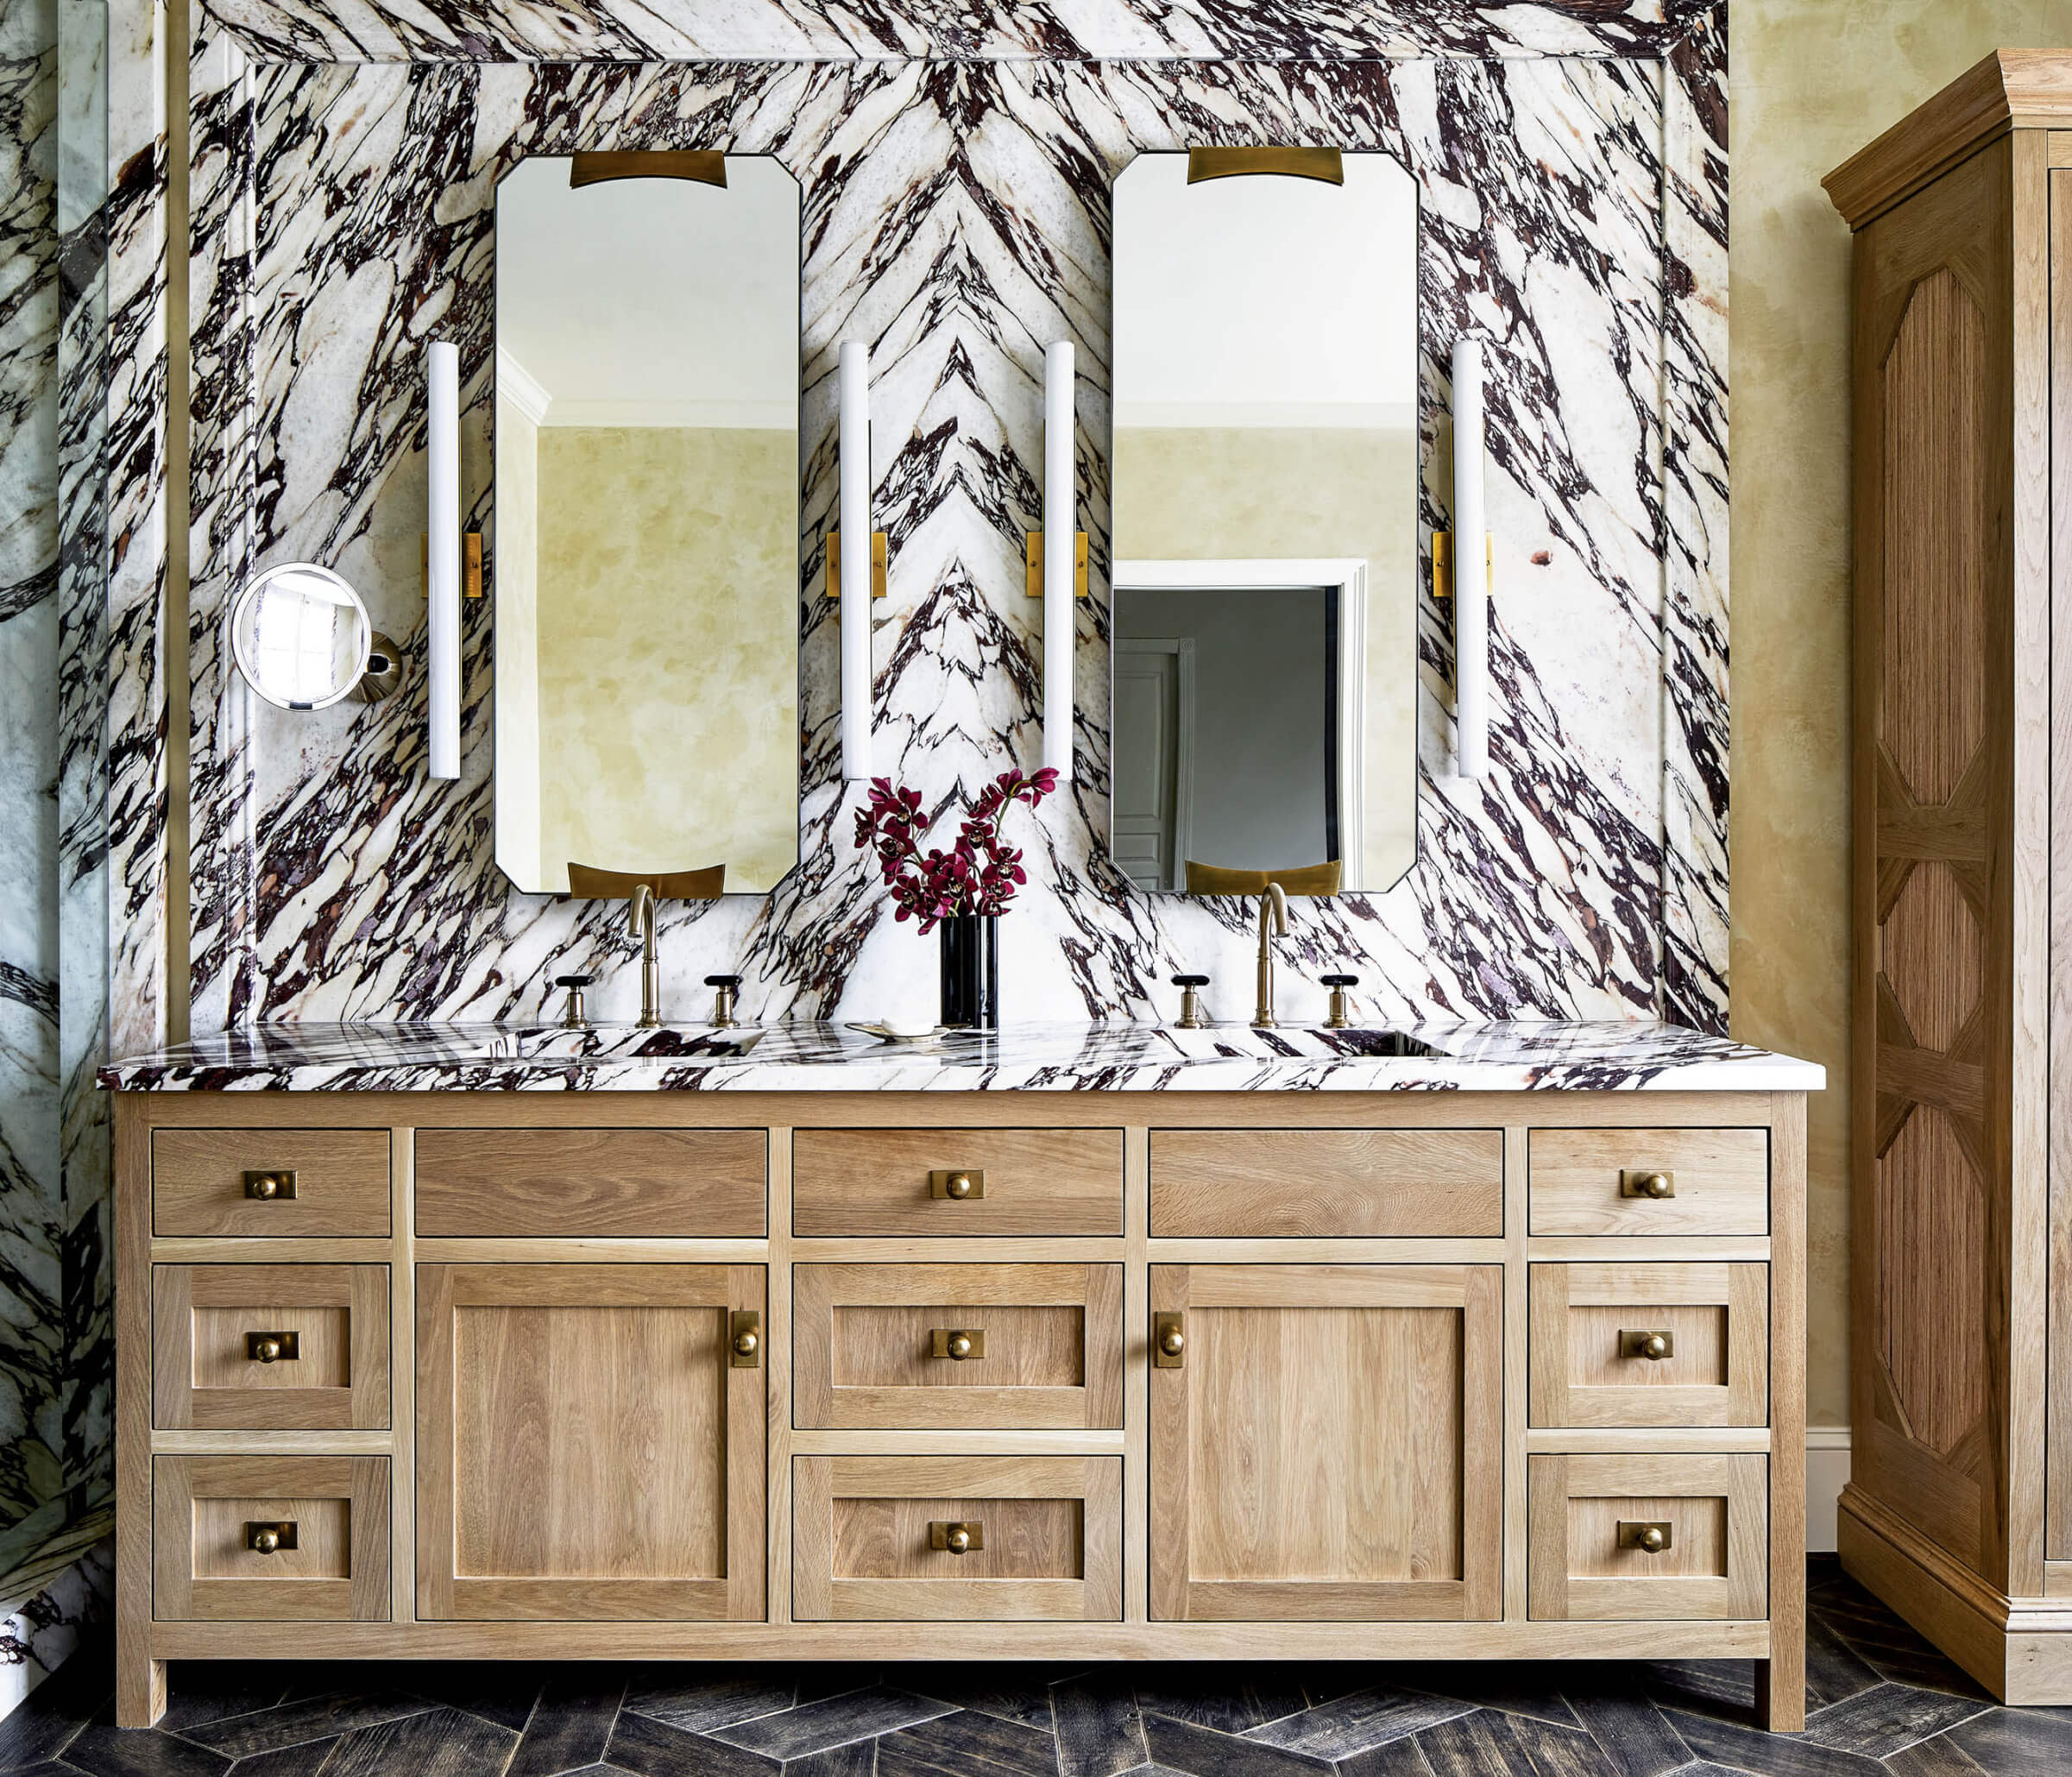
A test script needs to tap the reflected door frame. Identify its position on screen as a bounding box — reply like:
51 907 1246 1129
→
1112 558 1369 891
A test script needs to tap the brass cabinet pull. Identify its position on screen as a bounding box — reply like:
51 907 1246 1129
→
1154 1312 1186 1368
1617 1520 1672 1553
243 1169 299 1200
245 1331 299 1364
930 1328 986 1361
929 1169 986 1200
729 1310 761 1368
1619 1329 1674 1362
930 1520 984 1554
1620 1169 1676 1200
245 1520 299 1554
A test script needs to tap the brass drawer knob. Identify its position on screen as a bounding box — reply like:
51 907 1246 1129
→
930 1520 984 1554
1617 1520 1672 1554
729 1310 762 1368
1154 1313 1187 1367
931 1328 986 1361
245 1520 299 1554
1620 1169 1676 1200
245 1330 299 1364
1619 1329 1674 1362
930 1169 986 1200
242 1169 299 1200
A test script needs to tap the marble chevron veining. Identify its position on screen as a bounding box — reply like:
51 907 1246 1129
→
101 1019 1824 1094
175 28 1730 1049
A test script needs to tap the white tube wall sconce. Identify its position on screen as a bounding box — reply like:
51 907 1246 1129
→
425 340 461 781
838 339 872 781
1450 336 1489 779
1042 340 1075 782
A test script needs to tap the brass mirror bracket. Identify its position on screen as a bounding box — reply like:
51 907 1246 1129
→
1187 147 1344 186
1023 532 1090 599
570 150 726 189
1617 1520 1673 1554
243 1169 298 1200
1618 1329 1674 1361
246 1331 299 1363
929 1169 986 1200
1153 1311 1186 1368
930 1328 986 1361
729 1311 762 1369
929 1520 985 1553
245 1520 299 1554
1432 530 1494 601
1619 1169 1678 1200
824 531 889 601
420 531 485 599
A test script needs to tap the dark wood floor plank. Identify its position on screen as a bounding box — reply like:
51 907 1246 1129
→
1137 1715 1330 1777
507 1673 626 1777
606 1713 783 1777
1666 1708 1886 1775
715 1694 958 1761
177 1693 435 1760
1799 1684 1991 1761
1049 1682 1141 1777
316 1706 518 1777
1557 1677 1691 1777
1247 1690 1473 1760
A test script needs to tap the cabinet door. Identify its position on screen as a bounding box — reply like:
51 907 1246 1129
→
418 1263 765 1621
1150 1264 1502 1620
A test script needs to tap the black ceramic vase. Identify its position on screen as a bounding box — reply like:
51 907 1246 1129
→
938 914 999 1030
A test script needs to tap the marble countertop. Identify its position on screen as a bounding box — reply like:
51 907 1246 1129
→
99 1020 1824 1093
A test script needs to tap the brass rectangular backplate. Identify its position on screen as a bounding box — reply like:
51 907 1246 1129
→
1432 529 1493 600
825 531 889 601
1616 1520 1673 1553
1619 1168 1677 1199
1153 1311 1186 1369
929 1328 986 1359
929 1520 985 1552
729 1310 762 1369
1617 1329 1674 1360
929 1169 986 1199
419 531 485 599
242 1169 298 1200
245 1330 300 1362
245 1521 299 1553
1024 531 1091 598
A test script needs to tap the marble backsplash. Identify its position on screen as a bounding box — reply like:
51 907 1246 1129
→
159 0 1729 1043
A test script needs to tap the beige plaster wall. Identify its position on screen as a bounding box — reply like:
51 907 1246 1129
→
529 425 798 893
1729 1 2058 1430
1112 425 1420 888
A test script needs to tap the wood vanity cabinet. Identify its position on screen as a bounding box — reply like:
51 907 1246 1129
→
1826 51 2072 1703
112 1089 1805 1730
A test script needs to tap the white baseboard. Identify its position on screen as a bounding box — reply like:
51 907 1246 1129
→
1807 1426 1852 1553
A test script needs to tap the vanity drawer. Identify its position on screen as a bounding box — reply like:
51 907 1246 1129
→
1527 1452 1767 1622
414 1129 766 1237
154 1454 391 1621
792 1455 1121 1621
794 1263 1123 1429
1149 1128 1502 1237
1527 1128 1768 1235
1528 1263 1767 1427
153 1265 390 1430
792 1130 1123 1237
153 1129 392 1238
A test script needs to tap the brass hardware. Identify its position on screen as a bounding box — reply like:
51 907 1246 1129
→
570 149 726 189
245 1331 299 1364
930 1328 986 1361
1253 881 1289 1029
565 863 727 899
554 973 593 1030
421 531 484 600
1023 531 1090 599
824 530 890 601
243 1169 298 1200
1620 1169 1678 1200
1321 973 1357 1030
1187 146 1345 186
1618 1520 1673 1554
1619 1329 1675 1361
629 883 661 1030
929 1169 986 1200
1172 974 1210 1029
730 1310 762 1368
356 632 403 703
1432 530 1493 601
1184 860 1342 896
930 1520 984 1553
706 974 742 1029
245 1521 298 1554
1154 1312 1186 1368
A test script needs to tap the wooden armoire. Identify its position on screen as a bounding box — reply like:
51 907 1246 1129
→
1826 50 2072 1702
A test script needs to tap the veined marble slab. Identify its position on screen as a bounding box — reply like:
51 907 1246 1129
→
101 1019 1823 1093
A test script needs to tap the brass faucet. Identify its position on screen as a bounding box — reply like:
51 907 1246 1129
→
628 883 661 1028
1252 881 1288 1029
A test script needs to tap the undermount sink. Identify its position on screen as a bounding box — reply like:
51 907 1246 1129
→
1156 1025 1439 1060
485 1024 766 1062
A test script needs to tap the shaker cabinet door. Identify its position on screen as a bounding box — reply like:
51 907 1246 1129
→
1149 1264 1502 1621
417 1263 765 1621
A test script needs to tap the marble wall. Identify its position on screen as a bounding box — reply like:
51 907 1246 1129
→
161 1 1729 1040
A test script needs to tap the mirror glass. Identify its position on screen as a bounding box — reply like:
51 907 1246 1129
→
230 563 373 710
1109 151 1419 894
494 155 802 896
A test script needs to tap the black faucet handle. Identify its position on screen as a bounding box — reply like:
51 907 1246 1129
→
552 974 595 988
704 974 743 989
1171 974 1210 987
1321 974 1358 987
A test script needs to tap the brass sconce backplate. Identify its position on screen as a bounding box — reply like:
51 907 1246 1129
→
420 531 485 599
1432 530 1493 600
1024 531 1090 599
825 531 889 601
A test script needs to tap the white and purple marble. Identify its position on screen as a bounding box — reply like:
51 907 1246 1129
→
101 1018 1823 1095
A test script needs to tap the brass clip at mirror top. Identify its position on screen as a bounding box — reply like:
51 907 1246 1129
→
564 862 727 901
930 1520 984 1553
929 1169 986 1200
729 1310 762 1368
1431 530 1493 600
420 531 484 599
1617 1520 1673 1554
1153 1312 1186 1368
243 1169 298 1200
1187 146 1345 186
930 1328 986 1361
824 531 889 600
570 150 727 189
1023 532 1090 598
1620 1169 1677 1200
245 1521 299 1554
1618 1329 1674 1362
245 1331 299 1364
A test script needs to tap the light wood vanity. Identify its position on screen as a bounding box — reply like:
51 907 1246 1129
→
110 1063 1808 1728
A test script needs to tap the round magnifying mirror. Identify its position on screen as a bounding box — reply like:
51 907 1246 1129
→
229 563 375 710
